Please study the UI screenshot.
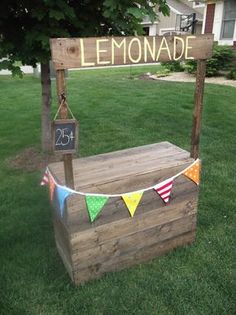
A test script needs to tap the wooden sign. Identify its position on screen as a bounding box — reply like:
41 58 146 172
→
52 119 78 154
50 34 214 70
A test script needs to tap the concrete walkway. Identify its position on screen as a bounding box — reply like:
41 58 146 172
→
151 72 236 88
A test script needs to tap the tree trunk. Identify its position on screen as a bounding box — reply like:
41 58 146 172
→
41 61 52 152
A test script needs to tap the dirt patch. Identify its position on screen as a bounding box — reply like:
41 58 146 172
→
138 73 156 81
7 147 63 172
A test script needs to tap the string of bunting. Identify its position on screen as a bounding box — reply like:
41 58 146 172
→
41 159 201 222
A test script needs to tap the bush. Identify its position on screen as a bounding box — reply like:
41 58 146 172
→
161 61 184 72
155 68 170 77
184 60 196 75
185 44 236 77
226 68 236 80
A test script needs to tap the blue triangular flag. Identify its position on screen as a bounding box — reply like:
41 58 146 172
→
56 186 73 217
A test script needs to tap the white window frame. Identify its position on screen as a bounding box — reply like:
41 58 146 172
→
188 0 205 9
193 1 205 9
221 0 236 40
159 28 177 36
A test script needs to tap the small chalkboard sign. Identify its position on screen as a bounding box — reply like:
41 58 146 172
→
52 119 78 154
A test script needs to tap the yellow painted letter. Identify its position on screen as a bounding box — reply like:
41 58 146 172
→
173 36 185 61
111 38 126 64
96 39 110 65
144 37 156 62
80 39 95 67
156 37 172 61
185 36 196 60
128 38 142 63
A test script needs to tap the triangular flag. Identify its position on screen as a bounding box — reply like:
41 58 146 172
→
85 195 109 222
184 160 201 185
40 169 49 186
154 178 174 203
56 185 73 217
48 174 56 201
122 192 143 217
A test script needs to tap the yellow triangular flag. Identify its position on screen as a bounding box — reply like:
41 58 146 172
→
122 192 143 217
184 160 201 185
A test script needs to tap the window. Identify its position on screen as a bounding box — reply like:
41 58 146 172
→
193 1 205 8
221 0 236 39
143 27 150 35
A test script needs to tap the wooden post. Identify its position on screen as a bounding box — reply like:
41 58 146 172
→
190 59 207 159
56 69 75 189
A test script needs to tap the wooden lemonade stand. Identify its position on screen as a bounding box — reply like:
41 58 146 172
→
47 34 214 284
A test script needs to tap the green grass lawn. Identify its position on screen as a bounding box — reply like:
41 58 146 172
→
0 66 235 315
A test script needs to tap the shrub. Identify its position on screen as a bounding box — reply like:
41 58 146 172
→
185 44 236 77
161 61 184 72
226 68 236 80
184 60 196 75
156 68 170 78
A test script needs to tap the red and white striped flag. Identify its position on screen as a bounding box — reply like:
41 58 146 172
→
40 169 49 186
154 178 174 203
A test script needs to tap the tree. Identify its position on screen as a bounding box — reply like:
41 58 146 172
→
0 0 169 152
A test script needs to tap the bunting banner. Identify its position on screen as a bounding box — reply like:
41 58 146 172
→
85 195 109 222
40 169 49 186
183 159 200 185
41 159 200 222
154 178 174 203
56 185 73 217
122 192 143 217
48 173 56 201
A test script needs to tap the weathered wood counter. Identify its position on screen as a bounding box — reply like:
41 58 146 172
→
48 141 198 284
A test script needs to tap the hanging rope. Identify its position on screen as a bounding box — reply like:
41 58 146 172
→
53 93 76 120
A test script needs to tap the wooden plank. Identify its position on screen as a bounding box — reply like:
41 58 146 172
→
72 213 196 269
55 240 74 281
50 34 214 70
48 142 193 187
191 60 206 159
70 158 192 196
70 192 197 253
72 231 195 284
71 153 190 189
49 142 182 177
53 214 72 265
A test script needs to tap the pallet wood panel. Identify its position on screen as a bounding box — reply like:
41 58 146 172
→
72 214 196 268
70 193 197 253
73 231 195 284
49 142 192 187
48 142 199 284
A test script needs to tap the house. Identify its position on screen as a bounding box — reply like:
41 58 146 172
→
203 0 236 46
141 0 205 36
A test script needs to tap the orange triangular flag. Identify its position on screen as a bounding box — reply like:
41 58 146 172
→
48 174 56 201
184 160 201 185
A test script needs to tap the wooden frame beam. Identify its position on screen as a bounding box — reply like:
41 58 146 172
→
56 69 74 189
191 60 207 159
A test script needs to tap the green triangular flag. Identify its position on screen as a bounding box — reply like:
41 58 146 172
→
85 195 109 222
